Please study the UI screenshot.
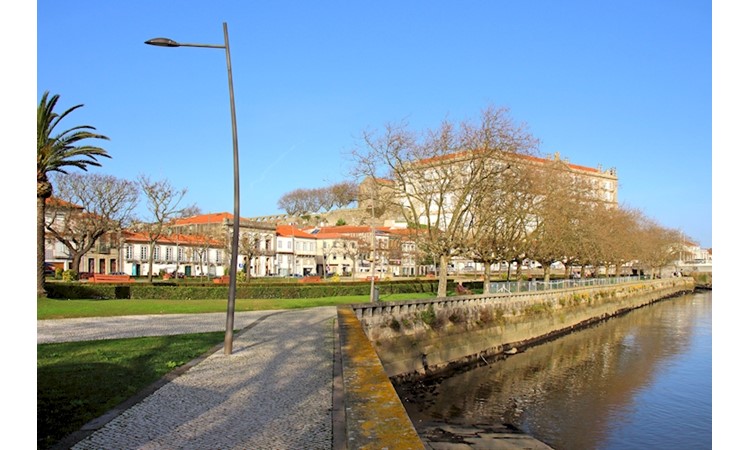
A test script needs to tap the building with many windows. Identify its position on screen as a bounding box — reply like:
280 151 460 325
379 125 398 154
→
276 225 317 276
120 230 225 277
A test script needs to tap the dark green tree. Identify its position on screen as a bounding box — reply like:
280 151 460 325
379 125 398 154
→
37 91 110 296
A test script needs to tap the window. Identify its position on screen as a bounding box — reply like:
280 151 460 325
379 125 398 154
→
215 250 222 263
154 246 161 261
178 248 184 262
125 245 133 260
165 247 173 261
140 245 148 261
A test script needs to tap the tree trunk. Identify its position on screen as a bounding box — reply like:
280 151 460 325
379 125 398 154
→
515 262 523 291
148 243 155 283
71 253 83 278
37 196 47 297
483 262 492 294
543 264 551 284
437 254 449 297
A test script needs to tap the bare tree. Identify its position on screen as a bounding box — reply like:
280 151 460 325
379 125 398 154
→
313 187 335 212
136 175 188 282
634 217 682 278
238 231 262 281
330 181 358 208
179 205 202 218
466 161 536 292
45 173 138 277
333 237 359 276
277 188 310 216
577 203 641 277
352 106 538 297
522 159 597 283
185 228 222 281
278 181 360 216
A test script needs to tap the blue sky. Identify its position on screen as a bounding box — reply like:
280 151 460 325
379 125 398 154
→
33 0 712 247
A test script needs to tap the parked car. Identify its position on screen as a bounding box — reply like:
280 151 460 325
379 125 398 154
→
43 262 55 276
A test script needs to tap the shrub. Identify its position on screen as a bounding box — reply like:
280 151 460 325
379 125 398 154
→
61 270 76 282
448 309 465 324
478 307 494 324
524 302 552 316
420 305 436 326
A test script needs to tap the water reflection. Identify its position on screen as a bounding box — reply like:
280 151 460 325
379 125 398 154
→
396 291 712 449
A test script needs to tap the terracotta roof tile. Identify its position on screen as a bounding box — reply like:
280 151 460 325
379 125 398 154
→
121 230 222 246
276 224 317 238
46 197 83 209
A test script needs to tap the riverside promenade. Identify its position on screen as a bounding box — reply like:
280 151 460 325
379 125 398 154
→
39 307 341 449
40 304 556 449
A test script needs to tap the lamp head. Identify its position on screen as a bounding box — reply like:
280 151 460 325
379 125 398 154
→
145 38 181 47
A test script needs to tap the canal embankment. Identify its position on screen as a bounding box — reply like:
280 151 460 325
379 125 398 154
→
348 277 694 381
335 277 694 448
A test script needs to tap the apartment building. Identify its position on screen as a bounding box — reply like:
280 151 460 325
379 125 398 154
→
171 213 277 277
120 230 226 277
276 225 317 276
312 231 359 277
359 151 618 223
305 225 420 279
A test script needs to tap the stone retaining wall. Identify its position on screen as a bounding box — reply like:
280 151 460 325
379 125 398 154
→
337 306 425 449
351 278 694 379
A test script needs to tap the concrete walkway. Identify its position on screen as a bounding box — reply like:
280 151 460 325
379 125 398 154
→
40 307 339 449
37 309 291 344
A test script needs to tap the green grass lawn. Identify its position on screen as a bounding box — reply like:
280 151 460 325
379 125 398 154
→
37 332 226 449
37 292 436 319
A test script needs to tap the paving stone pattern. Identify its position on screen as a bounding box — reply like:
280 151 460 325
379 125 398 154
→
37 310 288 344
64 307 336 449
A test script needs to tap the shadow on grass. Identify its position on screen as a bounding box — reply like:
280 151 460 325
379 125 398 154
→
38 361 140 449
37 331 225 449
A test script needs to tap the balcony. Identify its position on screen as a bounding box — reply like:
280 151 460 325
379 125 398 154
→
96 244 113 254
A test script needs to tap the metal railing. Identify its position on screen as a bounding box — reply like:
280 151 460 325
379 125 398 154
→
488 275 648 294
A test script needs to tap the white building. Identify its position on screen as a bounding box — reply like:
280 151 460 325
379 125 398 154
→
275 225 317 276
120 230 226 277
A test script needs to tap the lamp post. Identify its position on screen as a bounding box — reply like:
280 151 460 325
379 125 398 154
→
146 22 241 355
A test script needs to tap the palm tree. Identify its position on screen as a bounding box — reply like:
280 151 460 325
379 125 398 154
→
37 91 110 296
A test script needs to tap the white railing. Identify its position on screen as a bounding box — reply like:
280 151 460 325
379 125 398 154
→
489 275 647 294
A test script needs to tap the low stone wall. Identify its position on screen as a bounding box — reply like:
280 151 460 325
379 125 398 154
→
351 278 694 379
337 306 425 449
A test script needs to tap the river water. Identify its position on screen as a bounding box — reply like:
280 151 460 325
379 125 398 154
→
396 290 712 449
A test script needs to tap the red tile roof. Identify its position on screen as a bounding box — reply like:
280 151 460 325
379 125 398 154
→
46 197 83 209
276 224 317 239
312 225 373 234
121 230 222 246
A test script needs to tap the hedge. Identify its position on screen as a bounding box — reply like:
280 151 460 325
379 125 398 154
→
44 279 442 301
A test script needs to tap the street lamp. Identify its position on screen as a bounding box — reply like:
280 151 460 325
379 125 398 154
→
146 23 241 355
